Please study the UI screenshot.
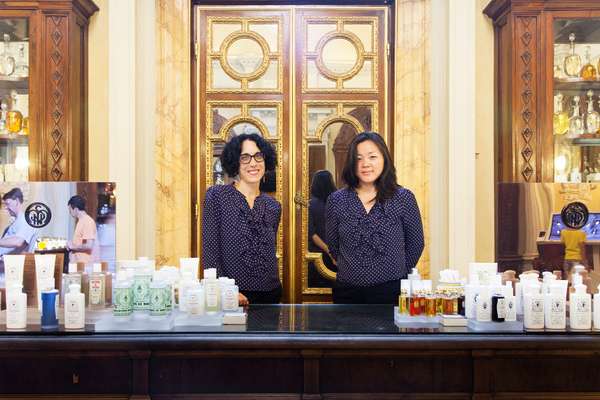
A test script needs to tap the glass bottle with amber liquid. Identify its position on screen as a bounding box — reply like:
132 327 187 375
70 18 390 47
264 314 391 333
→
564 33 582 79
6 90 22 134
553 93 569 135
585 90 600 135
581 46 597 81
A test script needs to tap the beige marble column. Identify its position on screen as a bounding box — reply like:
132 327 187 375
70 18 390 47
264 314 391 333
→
155 0 191 265
395 0 431 277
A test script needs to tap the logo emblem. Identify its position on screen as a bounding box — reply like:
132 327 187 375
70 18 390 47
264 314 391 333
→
25 202 52 228
561 202 589 229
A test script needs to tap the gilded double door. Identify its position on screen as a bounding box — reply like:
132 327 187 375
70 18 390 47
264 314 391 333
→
194 5 390 303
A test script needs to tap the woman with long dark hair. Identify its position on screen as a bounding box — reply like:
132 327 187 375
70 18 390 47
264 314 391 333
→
202 133 282 305
326 132 424 304
308 170 337 286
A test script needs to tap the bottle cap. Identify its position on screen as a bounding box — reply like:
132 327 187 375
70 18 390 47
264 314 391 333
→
204 268 217 280
68 284 81 293
68 263 78 274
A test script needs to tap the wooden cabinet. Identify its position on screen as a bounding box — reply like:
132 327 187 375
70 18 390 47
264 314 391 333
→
485 0 600 183
0 0 98 181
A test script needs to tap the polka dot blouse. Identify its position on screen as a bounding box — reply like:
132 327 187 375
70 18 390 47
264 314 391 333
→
202 184 281 291
326 187 425 287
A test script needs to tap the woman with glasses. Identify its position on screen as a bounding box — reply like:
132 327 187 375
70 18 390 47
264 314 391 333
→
202 133 282 305
326 132 424 304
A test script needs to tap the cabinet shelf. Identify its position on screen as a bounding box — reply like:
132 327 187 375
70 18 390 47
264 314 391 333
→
0 135 28 145
554 79 600 92
0 76 28 91
571 138 600 146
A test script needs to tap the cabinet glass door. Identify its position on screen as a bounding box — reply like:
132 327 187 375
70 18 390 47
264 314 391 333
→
0 18 28 181
553 18 600 183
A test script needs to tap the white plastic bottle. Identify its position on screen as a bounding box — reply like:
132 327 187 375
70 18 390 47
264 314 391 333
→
476 287 492 322
570 274 592 330
503 282 517 322
204 268 220 313
64 284 85 330
593 284 600 331
186 282 205 316
6 284 27 330
523 282 544 330
544 280 567 330
221 279 239 312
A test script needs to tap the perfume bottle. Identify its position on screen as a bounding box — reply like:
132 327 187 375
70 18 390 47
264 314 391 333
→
553 93 569 135
564 33 582 78
580 46 597 80
585 90 600 134
0 34 15 77
6 90 23 134
567 96 584 138
0 100 7 134
14 43 28 78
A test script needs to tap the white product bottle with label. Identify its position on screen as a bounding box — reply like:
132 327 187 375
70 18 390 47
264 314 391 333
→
570 275 592 330
186 283 205 316
476 287 492 322
6 284 27 330
544 280 567 330
64 284 85 330
523 282 544 330
464 284 479 320
88 263 106 309
204 268 220 313
593 284 600 331
221 279 239 312
503 282 517 322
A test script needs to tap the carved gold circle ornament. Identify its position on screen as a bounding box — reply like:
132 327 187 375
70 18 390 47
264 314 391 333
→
315 31 365 81
219 31 271 81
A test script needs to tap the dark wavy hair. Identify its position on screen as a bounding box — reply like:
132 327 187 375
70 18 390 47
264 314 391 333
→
341 131 398 204
310 170 337 202
220 133 277 178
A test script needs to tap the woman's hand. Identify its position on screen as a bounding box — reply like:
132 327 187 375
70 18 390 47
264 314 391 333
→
238 292 249 306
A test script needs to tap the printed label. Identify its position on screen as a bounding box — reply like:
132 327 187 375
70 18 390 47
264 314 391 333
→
113 287 133 316
89 278 103 305
496 299 506 319
150 287 167 316
133 275 151 310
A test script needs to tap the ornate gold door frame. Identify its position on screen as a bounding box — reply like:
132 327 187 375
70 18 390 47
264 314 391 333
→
193 6 390 303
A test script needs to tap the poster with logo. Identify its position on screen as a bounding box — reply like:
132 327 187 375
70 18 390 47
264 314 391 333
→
0 182 116 273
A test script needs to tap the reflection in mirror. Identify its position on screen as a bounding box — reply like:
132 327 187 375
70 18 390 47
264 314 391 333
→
307 107 337 136
212 107 242 136
248 23 278 52
307 60 336 89
321 38 358 75
344 23 373 52
343 59 373 89
212 60 241 89
497 183 600 285
344 105 372 132
306 23 337 52
212 22 242 52
226 37 264 75
248 60 278 89
249 107 278 137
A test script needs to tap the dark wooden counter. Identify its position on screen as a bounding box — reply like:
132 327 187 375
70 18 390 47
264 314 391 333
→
1 304 600 399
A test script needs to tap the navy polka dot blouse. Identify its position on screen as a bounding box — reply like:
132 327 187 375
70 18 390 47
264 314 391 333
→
202 184 281 291
326 187 425 287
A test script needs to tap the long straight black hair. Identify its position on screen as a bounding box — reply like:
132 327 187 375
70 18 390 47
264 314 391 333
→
310 170 337 202
341 131 399 204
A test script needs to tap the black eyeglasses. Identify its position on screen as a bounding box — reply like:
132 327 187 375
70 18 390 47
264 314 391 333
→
240 152 265 164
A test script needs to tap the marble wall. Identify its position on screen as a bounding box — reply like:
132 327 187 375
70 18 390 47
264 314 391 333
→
155 0 192 266
395 0 431 277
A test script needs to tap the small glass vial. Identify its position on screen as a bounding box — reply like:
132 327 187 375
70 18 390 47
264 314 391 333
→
399 279 410 315
564 33 581 78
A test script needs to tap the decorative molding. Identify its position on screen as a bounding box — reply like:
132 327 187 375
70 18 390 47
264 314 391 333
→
46 15 68 181
515 16 537 182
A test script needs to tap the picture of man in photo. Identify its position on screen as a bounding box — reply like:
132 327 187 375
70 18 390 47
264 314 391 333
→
0 187 38 257
66 195 100 264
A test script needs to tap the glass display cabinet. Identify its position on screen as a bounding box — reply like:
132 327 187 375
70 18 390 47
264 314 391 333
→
0 1 98 181
484 1 600 183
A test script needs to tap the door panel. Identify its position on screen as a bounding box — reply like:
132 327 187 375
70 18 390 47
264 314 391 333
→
195 6 389 303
